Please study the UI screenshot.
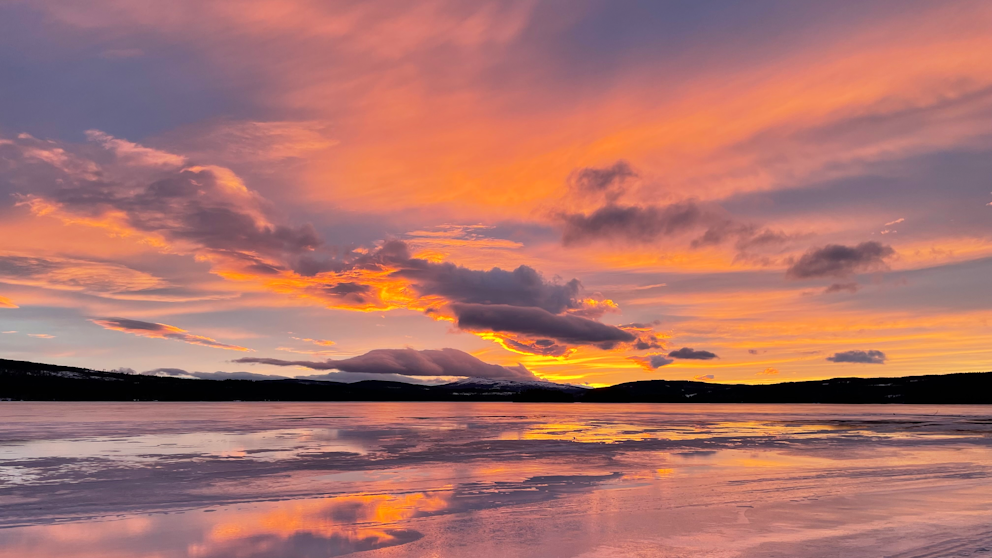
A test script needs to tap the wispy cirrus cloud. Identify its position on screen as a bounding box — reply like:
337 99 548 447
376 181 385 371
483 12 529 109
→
91 318 252 351
292 337 335 346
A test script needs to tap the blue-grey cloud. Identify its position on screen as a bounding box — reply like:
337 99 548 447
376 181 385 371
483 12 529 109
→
560 201 709 246
558 195 792 256
826 349 887 364
668 347 718 360
629 354 675 369
395 261 581 314
824 282 860 294
452 303 636 347
569 160 637 203
787 242 894 279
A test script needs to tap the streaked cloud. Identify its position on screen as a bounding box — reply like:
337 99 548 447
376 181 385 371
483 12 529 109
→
824 282 860 294
0 253 181 300
91 318 252 351
293 337 336 346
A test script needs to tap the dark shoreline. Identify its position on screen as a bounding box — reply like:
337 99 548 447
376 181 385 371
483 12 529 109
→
2 358 991 404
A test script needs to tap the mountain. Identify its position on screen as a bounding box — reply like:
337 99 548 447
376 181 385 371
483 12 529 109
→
442 378 589 394
2 358 991 403
585 374 992 404
0 358 576 402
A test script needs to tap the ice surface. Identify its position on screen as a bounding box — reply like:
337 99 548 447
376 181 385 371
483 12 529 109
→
0 402 990 557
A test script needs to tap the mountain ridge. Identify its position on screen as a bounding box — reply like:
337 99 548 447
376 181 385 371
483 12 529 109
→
2 358 991 403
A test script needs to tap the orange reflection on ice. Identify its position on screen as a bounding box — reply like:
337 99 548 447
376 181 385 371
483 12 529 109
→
189 492 449 558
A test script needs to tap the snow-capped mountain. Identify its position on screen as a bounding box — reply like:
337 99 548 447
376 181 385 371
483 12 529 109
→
441 378 589 394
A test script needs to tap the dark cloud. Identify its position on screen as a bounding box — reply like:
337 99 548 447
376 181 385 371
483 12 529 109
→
826 349 887 364
297 238 633 353
500 337 571 357
787 242 894 279
735 228 794 251
629 354 675 369
568 160 637 203
236 347 536 381
91 318 251 351
452 303 636 346
96 318 169 332
559 198 793 258
557 161 796 254
668 347 718 360
4 134 323 279
633 336 664 350
324 282 372 303
170 203 323 256
395 262 581 314
824 282 860 294
48 168 322 262
560 201 708 246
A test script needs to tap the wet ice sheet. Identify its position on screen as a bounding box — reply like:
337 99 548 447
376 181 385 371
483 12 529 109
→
0 403 991 557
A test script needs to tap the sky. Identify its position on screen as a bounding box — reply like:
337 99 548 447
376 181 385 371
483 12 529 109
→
1 0 990 386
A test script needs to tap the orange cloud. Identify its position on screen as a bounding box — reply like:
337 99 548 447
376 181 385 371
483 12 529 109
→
293 337 335 346
0 296 17 308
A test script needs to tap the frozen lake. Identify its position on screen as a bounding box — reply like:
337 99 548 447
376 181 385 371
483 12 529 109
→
1 403 991 557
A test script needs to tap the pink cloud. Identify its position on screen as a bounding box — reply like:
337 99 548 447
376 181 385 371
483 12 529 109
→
91 318 252 352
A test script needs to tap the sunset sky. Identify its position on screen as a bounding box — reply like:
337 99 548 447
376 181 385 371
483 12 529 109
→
1 0 990 386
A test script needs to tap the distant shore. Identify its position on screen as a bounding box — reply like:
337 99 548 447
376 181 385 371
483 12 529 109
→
3 358 991 404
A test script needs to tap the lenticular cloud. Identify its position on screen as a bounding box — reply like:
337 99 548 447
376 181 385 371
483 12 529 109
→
236 347 536 381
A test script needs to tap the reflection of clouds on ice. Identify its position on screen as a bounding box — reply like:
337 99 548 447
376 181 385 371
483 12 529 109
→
1 403 992 556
